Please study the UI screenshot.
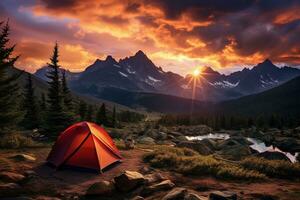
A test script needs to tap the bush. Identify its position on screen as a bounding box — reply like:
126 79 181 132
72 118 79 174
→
0 133 41 149
241 157 300 179
143 146 266 181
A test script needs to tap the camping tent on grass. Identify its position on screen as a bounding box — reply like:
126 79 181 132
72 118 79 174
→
47 121 122 172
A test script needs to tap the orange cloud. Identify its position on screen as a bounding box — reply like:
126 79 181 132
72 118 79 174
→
2 0 300 75
14 40 97 73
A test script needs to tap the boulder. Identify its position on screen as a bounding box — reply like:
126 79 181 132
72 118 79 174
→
274 138 300 152
200 139 217 151
0 183 21 197
137 136 155 145
257 151 290 162
0 171 25 182
209 191 237 200
114 171 145 192
158 132 168 140
162 187 188 200
10 154 36 162
185 192 208 200
86 180 115 196
125 137 135 149
177 141 213 155
35 197 61 200
169 131 184 137
130 196 144 200
142 180 175 196
218 144 252 160
145 129 159 139
144 173 166 185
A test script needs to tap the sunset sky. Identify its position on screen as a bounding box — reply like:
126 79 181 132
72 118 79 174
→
1 0 300 75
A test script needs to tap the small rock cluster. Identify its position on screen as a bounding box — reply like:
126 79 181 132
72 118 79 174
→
85 170 237 200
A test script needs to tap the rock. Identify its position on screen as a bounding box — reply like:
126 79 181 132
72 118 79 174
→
24 170 37 177
144 173 166 185
169 131 184 137
0 171 25 182
35 197 61 200
162 187 188 200
125 137 135 149
218 144 253 160
185 192 208 200
158 132 168 140
200 139 217 151
10 154 36 161
144 129 159 139
137 136 155 145
130 196 144 200
0 183 22 197
114 171 145 192
177 141 213 155
86 180 115 196
142 180 175 196
274 138 300 152
157 140 176 146
177 136 189 142
209 191 237 200
257 151 290 162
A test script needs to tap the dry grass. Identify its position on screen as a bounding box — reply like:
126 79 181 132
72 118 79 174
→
0 133 43 149
143 146 266 181
241 157 300 179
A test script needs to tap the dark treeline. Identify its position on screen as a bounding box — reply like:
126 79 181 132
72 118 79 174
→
0 21 144 140
158 113 300 130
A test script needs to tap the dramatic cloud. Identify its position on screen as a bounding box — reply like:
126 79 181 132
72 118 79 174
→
0 0 300 74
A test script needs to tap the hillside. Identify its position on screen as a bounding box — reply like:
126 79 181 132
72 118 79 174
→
8 66 134 112
79 86 211 113
219 76 300 117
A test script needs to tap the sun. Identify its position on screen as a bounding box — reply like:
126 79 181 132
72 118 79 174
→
193 68 200 77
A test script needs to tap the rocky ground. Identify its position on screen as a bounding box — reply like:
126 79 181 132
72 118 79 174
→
0 124 299 199
0 145 299 200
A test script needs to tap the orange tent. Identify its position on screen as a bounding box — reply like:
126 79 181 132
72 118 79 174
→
47 121 122 172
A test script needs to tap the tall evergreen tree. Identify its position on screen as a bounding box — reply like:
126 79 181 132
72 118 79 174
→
44 43 72 138
61 70 73 110
96 103 107 126
40 93 46 110
78 100 87 121
112 105 117 128
22 74 39 129
0 21 22 135
86 104 94 122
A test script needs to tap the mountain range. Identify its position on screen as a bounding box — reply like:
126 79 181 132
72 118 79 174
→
34 51 300 102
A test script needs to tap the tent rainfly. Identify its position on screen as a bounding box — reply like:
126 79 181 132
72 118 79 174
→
47 121 122 172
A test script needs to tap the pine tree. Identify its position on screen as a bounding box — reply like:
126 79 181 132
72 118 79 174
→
40 93 46 110
61 70 73 110
22 74 39 129
112 105 117 128
96 103 107 126
86 104 94 122
44 43 72 138
78 100 87 121
0 21 22 135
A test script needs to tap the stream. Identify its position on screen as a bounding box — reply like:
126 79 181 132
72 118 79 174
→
186 133 299 163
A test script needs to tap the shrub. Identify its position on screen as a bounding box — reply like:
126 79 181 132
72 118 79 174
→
0 133 41 149
241 157 300 179
143 146 266 181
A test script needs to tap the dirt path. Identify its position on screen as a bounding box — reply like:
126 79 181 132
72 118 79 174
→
0 147 146 196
